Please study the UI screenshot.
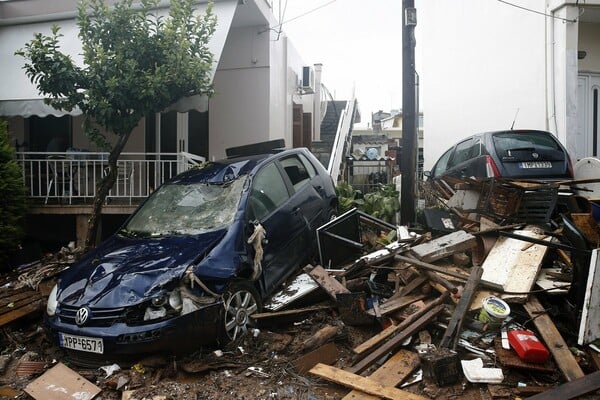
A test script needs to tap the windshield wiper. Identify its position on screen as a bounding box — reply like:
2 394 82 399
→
118 229 151 238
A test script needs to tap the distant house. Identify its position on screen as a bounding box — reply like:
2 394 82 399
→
419 0 600 170
0 0 356 251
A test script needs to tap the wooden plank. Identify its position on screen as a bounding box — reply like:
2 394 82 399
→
526 370 600 400
353 292 449 355
25 362 101 400
523 295 584 381
309 363 427 400
293 342 338 374
394 255 469 281
0 293 42 316
342 350 420 400
481 229 550 302
409 230 477 263
0 300 42 327
579 249 600 345
439 265 483 349
365 294 426 317
307 264 350 300
252 304 332 320
349 304 446 374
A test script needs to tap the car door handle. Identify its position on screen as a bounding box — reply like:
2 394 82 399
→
292 207 301 215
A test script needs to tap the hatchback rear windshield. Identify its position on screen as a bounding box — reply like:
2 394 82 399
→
492 132 560 156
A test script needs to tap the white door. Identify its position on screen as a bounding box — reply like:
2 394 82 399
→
577 74 600 160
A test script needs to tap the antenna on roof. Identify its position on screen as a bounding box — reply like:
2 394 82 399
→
510 108 520 130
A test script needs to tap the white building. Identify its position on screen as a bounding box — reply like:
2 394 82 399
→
0 0 348 247
418 0 600 171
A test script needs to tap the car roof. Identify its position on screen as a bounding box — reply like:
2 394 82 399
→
169 148 311 185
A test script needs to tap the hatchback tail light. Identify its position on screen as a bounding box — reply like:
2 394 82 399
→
485 155 500 177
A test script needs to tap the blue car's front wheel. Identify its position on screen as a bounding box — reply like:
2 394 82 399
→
223 280 261 342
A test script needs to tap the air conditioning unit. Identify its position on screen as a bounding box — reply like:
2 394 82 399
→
301 66 314 94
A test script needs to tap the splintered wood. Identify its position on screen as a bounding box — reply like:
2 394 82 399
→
480 229 551 302
309 363 427 400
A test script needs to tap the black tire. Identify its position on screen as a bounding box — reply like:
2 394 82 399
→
222 280 262 342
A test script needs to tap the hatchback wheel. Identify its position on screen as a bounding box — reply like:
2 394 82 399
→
223 281 261 341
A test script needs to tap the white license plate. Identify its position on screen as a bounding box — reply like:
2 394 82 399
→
59 332 104 354
519 161 552 169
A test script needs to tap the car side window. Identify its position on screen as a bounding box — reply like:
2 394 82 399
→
432 148 453 177
249 163 290 221
280 155 311 191
298 153 317 178
449 138 475 167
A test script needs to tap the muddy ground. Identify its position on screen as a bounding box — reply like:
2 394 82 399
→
0 303 511 400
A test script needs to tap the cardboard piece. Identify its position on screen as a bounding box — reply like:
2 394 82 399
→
25 362 101 400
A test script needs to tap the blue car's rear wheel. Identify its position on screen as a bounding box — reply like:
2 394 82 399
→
223 280 261 341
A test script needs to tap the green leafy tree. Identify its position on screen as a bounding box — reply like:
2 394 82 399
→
16 0 217 249
0 120 27 269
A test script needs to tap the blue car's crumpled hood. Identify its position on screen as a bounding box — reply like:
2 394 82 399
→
57 229 226 308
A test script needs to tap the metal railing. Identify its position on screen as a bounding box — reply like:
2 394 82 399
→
327 92 357 183
16 151 205 205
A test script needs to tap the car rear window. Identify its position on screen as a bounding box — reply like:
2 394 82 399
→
492 132 560 156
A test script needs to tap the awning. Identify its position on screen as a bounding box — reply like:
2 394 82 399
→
0 0 237 117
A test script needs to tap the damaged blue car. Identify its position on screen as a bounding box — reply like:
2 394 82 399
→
45 147 337 366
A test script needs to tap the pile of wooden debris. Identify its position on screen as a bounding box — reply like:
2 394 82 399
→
256 176 600 399
3 176 600 399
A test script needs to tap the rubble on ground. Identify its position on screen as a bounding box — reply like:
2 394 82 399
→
2 176 600 399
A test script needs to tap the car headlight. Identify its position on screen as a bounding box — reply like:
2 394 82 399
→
47 284 58 316
143 291 182 322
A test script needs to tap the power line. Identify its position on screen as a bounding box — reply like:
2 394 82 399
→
265 0 336 33
496 0 577 23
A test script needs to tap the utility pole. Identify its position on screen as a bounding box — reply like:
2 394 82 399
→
400 0 417 225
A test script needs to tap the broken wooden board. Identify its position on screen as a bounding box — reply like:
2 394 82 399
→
570 213 600 244
524 295 584 382
439 265 483 349
409 230 477 263
535 268 570 295
309 363 427 400
481 229 551 302
342 350 420 400
579 249 600 345
293 342 338 374
307 264 350 300
353 294 449 355
349 304 446 374
365 294 426 317
263 273 320 311
24 362 101 400
525 370 600 400
252 304 332 320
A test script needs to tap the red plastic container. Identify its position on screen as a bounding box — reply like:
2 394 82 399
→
508 330 550 363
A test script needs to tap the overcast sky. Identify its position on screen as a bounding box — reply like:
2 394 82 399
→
275 0 406 127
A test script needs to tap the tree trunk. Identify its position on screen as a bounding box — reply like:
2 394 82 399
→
84 130 132 250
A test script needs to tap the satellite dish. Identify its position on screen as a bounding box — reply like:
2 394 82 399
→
573 157 600 199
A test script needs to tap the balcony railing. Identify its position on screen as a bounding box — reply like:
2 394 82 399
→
16 151 205 206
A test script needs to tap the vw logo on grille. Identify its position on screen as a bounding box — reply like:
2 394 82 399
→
532 152 539 159
75 307 90 326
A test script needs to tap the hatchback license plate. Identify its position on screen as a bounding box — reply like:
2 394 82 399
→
59 333 104 354
519 161 552 169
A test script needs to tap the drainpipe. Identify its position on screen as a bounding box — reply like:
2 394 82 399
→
313 63 323 142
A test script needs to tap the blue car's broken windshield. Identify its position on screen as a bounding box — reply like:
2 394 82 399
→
124 176 247 236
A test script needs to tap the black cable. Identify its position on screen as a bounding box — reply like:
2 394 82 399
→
496 0 577 23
